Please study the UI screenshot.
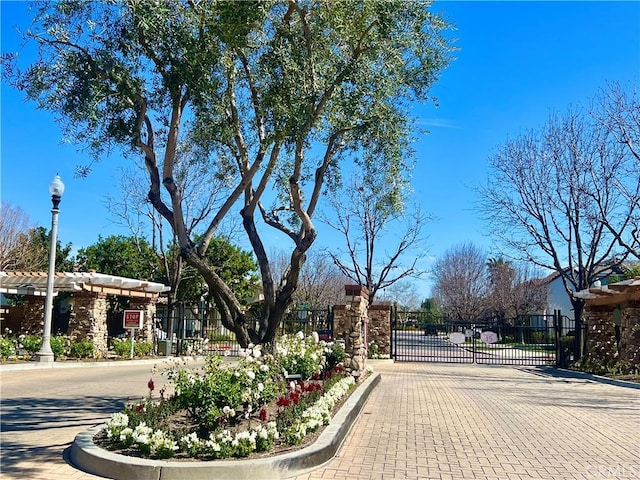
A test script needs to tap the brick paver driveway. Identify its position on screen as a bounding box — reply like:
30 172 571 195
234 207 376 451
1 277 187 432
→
1 360 638 480
295 361 640 480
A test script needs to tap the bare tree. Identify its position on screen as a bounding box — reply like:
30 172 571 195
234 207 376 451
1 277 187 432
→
378 280 422 310
590 82 640 258
510 263 549 318
0 202 45 271
478 101 639 345
432 243 489 322
270 249 346 309
486 257 515 322
323 176 430 305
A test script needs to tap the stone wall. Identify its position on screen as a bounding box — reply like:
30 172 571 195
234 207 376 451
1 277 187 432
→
619 301 640 365
367 304 391 358
585 305 619 364
67 292 109 358
585 302 640 367
4 291 160 360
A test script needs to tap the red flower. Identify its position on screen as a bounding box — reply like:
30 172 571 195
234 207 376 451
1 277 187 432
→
291 392 300 404
276 396 290 407
260 408 268 422
147 378 155 392
135 404 144 412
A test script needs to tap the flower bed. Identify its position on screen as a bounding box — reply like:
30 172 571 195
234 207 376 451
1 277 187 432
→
98 332 352 460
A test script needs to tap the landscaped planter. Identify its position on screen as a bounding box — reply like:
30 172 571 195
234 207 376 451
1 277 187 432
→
70 372 380 480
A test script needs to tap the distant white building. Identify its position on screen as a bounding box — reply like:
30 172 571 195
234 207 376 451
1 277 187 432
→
540 262 633 333
542 272 575 318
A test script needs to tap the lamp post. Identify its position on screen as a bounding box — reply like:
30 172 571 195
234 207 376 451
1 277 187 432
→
36 174 65 363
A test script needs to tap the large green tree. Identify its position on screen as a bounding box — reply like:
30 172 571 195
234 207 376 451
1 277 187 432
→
76 235 159 280
3 0 452 348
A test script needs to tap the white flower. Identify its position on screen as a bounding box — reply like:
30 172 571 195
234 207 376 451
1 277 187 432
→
257 382 264 392
245 369 256 380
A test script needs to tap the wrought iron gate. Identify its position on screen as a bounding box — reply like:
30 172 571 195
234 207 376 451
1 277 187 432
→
392 311 578 367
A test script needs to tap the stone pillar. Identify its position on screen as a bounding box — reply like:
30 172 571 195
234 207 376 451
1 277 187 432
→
619 301 640 366
67 292 108 358
128 297 158 343
333 285 369 377
367 304 391 358
585 305 618 365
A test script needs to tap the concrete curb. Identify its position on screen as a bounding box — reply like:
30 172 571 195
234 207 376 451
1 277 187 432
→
0 356 206 372
70 372 381 480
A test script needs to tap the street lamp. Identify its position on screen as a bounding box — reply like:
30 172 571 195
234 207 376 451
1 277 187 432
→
36 174 65 363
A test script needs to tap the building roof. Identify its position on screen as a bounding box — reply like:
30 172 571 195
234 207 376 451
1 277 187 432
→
0 271 170 298
573 277 640 306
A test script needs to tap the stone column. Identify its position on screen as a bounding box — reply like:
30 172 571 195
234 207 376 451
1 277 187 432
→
620 301 640 365
334 285 369 377
367 304 391 358
67 291 108 358
585 304 618 365
128 297 158 343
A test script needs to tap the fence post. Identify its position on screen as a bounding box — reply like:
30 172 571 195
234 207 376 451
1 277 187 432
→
389 304 395 360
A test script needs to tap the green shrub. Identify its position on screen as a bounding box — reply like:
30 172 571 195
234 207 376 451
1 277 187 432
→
50 335 69 359
70 339 95 358
111 338 154 358
134 341 154 357
531 331 549 344
0 336 16 359
111 338 132 357
21 334 43 355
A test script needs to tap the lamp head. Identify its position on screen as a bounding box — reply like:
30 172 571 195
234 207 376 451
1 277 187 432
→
49 174 65 197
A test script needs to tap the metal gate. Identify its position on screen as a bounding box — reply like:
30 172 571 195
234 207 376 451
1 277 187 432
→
392 311 578 367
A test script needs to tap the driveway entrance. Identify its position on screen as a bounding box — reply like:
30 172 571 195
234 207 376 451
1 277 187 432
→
392 313 577 366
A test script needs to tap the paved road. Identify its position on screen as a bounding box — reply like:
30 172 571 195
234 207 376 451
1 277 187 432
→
0 359 194 480
1 360 639 480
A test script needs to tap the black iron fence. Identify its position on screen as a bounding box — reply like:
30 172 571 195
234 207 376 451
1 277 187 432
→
392 310 584 367
150 306 333 357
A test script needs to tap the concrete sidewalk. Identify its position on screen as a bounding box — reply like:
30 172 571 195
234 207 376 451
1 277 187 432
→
1 360 639 480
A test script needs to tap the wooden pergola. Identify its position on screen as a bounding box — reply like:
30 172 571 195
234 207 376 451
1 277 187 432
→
0 271 170 299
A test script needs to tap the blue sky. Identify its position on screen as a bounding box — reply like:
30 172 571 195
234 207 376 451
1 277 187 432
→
1 1 639 298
